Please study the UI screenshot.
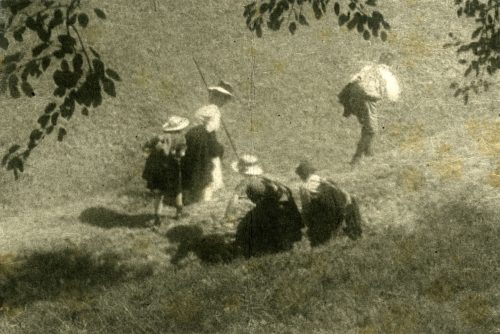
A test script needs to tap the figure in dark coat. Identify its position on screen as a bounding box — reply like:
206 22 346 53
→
296 160 363 246
224 155 303 258
181 81 234 203
142 116 189 225
182 118 224 204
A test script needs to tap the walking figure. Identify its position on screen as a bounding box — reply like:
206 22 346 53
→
182 81 233 202
338 53 400 165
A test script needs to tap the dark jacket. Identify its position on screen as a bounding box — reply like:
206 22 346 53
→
181 125 224 203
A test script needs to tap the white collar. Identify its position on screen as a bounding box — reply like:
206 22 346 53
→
303 174 322 193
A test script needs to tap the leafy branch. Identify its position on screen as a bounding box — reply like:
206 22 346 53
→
0 0 120 179
445 0 499 103
243 0 391 41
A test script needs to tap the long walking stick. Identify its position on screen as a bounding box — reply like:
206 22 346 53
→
192 57 240 160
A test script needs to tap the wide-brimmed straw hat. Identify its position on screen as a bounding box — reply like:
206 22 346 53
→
208 80 234 98
162 116 189 132
195 105 221 121
231 154 263 176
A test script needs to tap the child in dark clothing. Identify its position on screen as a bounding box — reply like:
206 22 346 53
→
142 116 189 225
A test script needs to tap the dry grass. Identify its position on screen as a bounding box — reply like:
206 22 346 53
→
0 0 499 333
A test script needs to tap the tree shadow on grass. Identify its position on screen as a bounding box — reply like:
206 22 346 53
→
0 247 153 309
165 225 238 265
79 207 154 229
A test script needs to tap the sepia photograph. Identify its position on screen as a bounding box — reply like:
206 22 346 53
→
0 0 499 333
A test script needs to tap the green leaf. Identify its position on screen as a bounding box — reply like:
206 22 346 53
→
380 31 387 41
49 9 64 29
94 8 106 19
288 22 297 35
363 30 370 40
298 14 309 26
3 52 23 64
51 112 59 125
0 34 9 50
57 127 67 141
92 59 105 77
45 102 57 114
37 114 50 128
13 26 26 41
78 13 89 27
102 77 116 97
338 13 349 26
42 57 51 71
32 42 49 57
53 50 65 59
347 16 358 30
73 53 83 72
61 60 70 71
30 129 43 142
4 63 17 74
105 68 121 81
334 2 340 15
471 26 482 39
21 81 34 97
67 14 77 25
81 107 89 116
8 75 20 98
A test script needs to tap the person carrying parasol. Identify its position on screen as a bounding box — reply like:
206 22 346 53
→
338 52 400 165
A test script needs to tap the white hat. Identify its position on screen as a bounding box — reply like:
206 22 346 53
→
208 80 234 98
162 116 189 132
195 105 221 121
231 154 263 176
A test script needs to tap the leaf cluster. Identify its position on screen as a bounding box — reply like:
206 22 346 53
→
446 0 499 103
0 0 120 178
243 0 390 41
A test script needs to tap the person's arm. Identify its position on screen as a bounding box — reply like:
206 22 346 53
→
223 180 247 221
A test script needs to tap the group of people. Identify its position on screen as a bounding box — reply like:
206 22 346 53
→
142 81 232 223
141 53 400 254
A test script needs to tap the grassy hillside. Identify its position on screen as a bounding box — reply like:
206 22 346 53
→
0 0 497 212
0 0 499 333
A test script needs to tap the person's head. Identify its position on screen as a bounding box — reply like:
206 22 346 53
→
231 154 263 177
245 178 267 204
295 160 317 181
208 80 233 107
195 105 221 132
378 52 395 66
154 135 172 155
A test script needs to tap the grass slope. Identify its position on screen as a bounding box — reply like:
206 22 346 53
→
0 0 499 333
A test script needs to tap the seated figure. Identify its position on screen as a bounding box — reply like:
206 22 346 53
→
295 160 363 246
224 155 304 258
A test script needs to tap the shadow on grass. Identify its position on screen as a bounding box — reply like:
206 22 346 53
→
79 207 154 228
0 247 153 309
166 225 238 265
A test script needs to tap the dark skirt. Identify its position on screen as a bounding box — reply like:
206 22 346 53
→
235 197 303 258
142 150 181 202
181 125 224 203
303 196 343 247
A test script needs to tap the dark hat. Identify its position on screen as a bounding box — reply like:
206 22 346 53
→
295 160 317 178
